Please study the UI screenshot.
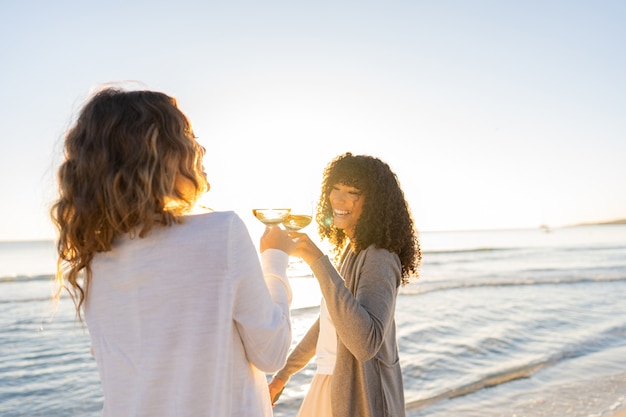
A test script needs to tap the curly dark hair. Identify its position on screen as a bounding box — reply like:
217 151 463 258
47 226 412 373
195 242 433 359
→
316 152 421 284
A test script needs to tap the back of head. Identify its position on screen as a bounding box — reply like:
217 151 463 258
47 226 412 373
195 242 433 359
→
51 87 208 317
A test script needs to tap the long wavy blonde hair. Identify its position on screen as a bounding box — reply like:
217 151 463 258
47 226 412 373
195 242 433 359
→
50 88 208 320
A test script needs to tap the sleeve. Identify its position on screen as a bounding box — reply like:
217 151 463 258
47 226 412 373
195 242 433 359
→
310 250 400 361
261 249 293 310
274 318 320 382
229 213 293 372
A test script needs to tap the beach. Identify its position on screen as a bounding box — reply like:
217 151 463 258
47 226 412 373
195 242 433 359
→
2 225 626 416
613 408 626 417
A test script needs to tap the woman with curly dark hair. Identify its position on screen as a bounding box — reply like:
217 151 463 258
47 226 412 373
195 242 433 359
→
51 87 296 417
269 152 421 417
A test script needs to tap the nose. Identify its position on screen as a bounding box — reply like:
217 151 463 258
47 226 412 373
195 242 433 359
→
330 190 350 208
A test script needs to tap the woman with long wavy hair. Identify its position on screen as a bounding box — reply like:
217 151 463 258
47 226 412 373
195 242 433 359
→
269 152 421 417
51 87 295 417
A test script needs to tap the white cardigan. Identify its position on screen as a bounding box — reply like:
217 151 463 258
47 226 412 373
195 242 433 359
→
85 211 292 417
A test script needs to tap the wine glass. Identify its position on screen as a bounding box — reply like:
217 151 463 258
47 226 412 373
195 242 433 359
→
281 201 314 231
251 208 291 227
282 213 312 231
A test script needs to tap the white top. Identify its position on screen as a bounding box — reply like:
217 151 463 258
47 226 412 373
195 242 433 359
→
85 211 292 417
314 297 337 374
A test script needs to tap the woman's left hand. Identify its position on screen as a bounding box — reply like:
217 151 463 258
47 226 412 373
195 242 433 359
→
260 226 296 255
268 376 287 407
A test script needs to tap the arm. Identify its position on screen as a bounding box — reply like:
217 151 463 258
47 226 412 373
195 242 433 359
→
269 318 320 404
274 317 320 382
311 248 400 361
230 214 293 373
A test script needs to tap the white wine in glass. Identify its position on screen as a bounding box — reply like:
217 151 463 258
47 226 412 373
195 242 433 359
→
252 208 291 226
282 214 312 231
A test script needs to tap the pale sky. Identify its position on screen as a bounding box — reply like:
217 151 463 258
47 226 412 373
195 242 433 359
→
1 0 625 241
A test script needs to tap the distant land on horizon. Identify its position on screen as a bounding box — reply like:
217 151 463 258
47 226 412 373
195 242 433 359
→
568 218 626 227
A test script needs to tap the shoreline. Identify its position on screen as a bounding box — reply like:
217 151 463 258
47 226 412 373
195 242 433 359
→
611 408 626 417
404 341 626 417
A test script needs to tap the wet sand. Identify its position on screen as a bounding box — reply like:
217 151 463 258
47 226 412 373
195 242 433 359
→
611 407 626 417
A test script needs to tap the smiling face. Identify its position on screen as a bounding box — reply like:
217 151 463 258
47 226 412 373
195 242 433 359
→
329 183 365 239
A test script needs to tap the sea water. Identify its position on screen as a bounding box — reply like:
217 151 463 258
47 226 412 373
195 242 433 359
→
1 225 625 417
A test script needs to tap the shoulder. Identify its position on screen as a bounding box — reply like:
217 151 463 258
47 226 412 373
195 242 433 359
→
183 210 241 226
357 245 402 285
359 245 400 265
175 210 250 239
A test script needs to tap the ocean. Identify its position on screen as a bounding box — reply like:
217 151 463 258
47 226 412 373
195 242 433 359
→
1 225 625 417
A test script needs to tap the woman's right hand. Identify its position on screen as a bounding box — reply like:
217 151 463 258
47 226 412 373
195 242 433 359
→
260 226 296 255
287 231 324 266
268 376 287 407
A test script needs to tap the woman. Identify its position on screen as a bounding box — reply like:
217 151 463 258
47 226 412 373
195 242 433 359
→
269 152 421 417
51 87 295 417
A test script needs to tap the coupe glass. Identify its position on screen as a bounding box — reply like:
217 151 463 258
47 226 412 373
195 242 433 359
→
251 208 291 226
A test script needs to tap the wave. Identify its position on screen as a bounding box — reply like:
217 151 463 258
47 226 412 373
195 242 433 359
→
401 275 626 296
0 274 54 284
405 322 626 412
405 360 551 411
0 296 55 304
423 244 626 256
561 244 626 252
423 247 515 255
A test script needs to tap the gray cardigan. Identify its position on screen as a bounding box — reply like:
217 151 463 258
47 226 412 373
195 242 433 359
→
275 245 405 417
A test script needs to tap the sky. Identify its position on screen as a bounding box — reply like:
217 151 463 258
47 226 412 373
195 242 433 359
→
1 0 625 241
